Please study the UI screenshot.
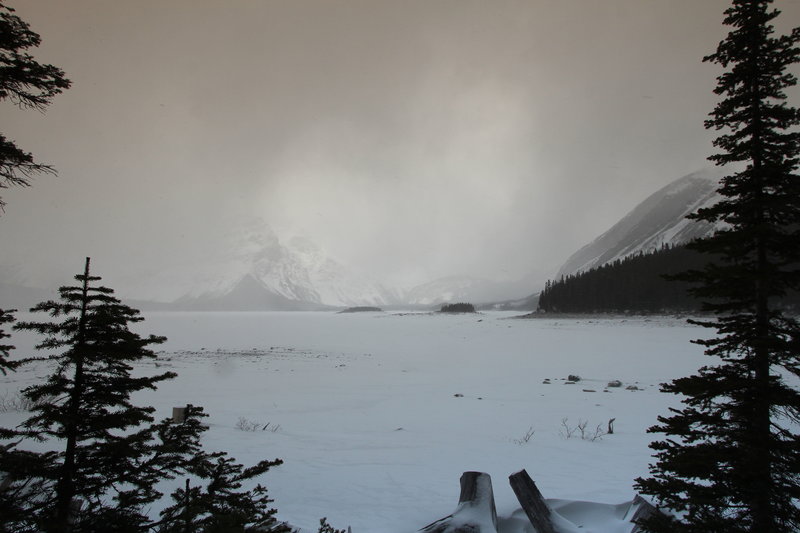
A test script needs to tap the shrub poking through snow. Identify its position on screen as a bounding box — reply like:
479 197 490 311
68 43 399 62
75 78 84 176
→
235 417 280 432
235 417 260 432
560 418 607 442
513 426 536 445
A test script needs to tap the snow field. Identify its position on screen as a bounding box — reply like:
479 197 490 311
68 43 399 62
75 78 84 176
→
2 311 705 533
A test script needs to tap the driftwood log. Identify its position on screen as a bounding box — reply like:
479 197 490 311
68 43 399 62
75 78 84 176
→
627 494 668 533
420 472 498 533
508 469 557 533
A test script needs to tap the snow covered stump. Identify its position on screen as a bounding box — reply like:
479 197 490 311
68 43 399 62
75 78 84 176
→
172 406 187 423
508 470 556 533
420 472 498 533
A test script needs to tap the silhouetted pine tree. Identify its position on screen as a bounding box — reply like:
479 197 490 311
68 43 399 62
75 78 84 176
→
635 1 800 531
157 407 288 533
1 261 290 533
0 1 70 209
0 258 177 532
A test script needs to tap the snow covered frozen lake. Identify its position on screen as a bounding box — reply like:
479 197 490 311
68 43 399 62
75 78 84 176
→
2 310 708 533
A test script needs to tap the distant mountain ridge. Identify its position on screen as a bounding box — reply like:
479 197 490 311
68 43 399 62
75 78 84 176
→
2 171 731 311
0 282 56 310
403 275 528 306
130 218 399 309
556 168 725 279
138 218 531 309
172 273 328 311
1 220 527 310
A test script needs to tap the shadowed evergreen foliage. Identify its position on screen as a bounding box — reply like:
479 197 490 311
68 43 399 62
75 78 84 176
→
154 405 289 533
338 306 383 313
439 302 476 313
537 244 800 314
538 245 708 313
0 258 178 532
317 517 346 533
635 2 800 532
0 260 289 533
0 307 16 374
0 2 70 209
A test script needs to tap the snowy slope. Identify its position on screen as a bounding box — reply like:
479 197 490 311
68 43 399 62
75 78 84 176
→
286 236 402 307
556 168 725 278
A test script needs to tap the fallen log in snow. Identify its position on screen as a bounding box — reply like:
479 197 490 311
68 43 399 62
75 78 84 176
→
508 469 556 533
420 472 498 533
626 494 668 533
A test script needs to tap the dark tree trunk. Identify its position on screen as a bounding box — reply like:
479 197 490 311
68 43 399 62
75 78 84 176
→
53 257 91 532
508 470 556 533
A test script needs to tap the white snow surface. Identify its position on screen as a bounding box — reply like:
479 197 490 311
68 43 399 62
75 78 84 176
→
2 311 708 533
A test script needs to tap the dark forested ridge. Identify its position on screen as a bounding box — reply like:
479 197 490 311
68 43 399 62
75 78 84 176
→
539 244 800 314
539 245 704 313
539 244 799 313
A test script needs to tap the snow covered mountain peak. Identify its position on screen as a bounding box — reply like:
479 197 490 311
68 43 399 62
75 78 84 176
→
120 217 397 308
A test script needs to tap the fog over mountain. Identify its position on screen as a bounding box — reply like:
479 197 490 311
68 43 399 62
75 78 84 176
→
0 166 763 310
2 1 798 303
115 216 529 308
118 216 398 307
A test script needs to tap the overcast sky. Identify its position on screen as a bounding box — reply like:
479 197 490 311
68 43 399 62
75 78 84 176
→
1 0 799 296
